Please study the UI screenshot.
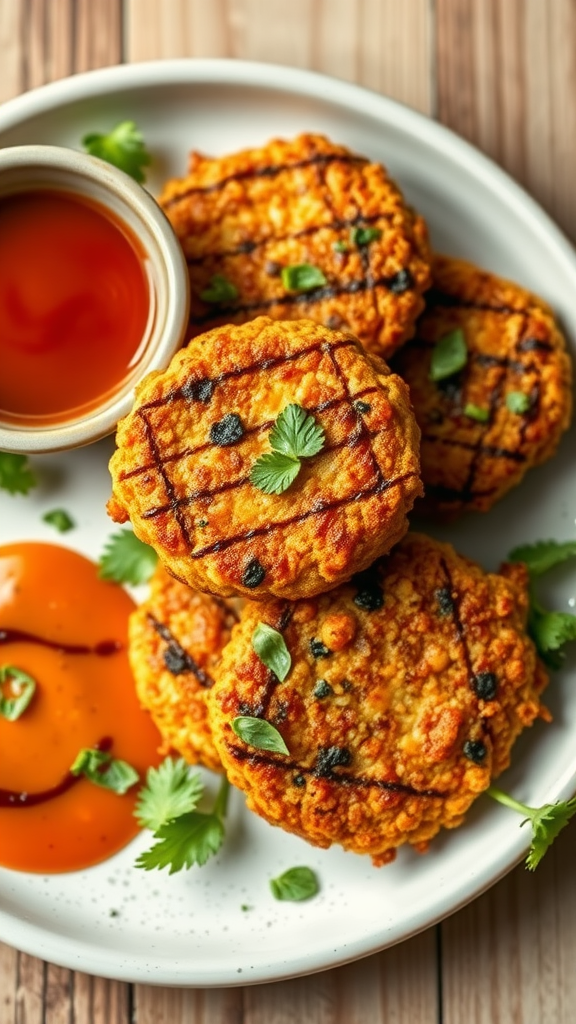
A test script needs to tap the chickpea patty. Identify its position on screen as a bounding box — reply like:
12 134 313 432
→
108 318 422 601
128 563 239 772
159 133 432 360
208 533 549 865
392 254 572 514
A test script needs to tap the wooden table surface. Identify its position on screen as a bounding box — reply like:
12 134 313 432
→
1 1 576 1021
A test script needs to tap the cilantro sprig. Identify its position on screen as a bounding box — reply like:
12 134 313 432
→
0 452 37 496
487 785 576 870
135 758 229 874
508 539 576 667
99 528 158 585
250 404 325 495
82 121 151 184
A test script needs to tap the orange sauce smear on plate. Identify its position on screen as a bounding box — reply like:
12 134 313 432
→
0 542 161 873
0 190 151 424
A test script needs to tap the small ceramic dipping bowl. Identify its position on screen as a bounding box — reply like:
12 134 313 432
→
0 145 190 454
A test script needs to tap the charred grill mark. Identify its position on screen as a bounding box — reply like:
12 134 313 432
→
185 211 390 265
439 557 475 687
326 346 387 489
425 288 525 316
163 152 367 207
422 434 527 464
137 408 193 548
148 614 213 687
189 271 414 327
140 426 381 520
226 744 442 797
518 336 554 353
425 482 498 503
139 338 357 414
187 473 418 560
119 384 381 483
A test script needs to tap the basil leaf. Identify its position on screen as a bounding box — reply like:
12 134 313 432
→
269 404 325 460
199 274 238 304
0 665 36 721
506 391 531 414
270 866 319 901
231 716 289 755
463 402 490 423
350 226 382 247
251 622 291 680
71 748 139 794
429 328 468 382
281 264 327 292
42 508 75 533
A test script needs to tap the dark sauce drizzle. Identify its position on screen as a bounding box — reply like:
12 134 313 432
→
0 629 121 656
0 737 112 809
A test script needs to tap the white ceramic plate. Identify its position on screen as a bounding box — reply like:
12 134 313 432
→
0 59 575 988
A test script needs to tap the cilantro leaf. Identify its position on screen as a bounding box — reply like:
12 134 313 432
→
135 810 225 873
270 866 319 901
249 452 301 495
42 508 75 533
136 775 230 874
487 785 576 870
269 404 325 460
0 452 37 496
70 748 139 794
135 757 203 832
82 121 151 184
509 539 576 578
99 529 158 585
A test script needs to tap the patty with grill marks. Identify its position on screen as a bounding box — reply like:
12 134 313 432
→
158 133 432 360
128 563 240 771
392 254 573 515
108 317 422 601
208 533 549 865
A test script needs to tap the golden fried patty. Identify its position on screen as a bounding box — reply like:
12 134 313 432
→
108 318 422 601
208 533 549 865
159 133 432 360
128 564 239 771
392 254 572 514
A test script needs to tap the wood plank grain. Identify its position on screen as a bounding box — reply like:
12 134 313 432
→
73 972 131 1024
441 817 576 1024
133 985 243 1024
436 0 576 239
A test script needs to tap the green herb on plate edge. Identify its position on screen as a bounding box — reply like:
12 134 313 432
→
508 539 576 667
82 121 151 183
42 508 75 533
487 786 576 870
0 452 37 496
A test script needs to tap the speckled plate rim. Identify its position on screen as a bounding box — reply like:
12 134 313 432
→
0 58 575 987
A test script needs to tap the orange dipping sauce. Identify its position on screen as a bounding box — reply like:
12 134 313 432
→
0 542 161 873
0 189 151 424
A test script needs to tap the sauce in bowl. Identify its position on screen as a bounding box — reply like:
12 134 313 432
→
0 542 161 873
0 189 152 424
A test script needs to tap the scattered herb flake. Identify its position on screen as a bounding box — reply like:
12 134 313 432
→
231 716 289 755
98 529 158 585
487 785 576 869
42 508 75 533
0 665 36 721
350 226 382 247
464 402 490 423
199 274 239 304
135 757 204 832
333 240 349 253
70 748 139 795
0 452 37 496
429 329 468 382
506 391 531 414
281 264 327 292
251 622 291 681
270 866 319 901
82 120 151 183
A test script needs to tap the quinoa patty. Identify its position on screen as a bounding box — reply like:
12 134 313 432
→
128 564 239 771
208 533 549 865
392 254 572 514
108 317 422 601
159 133 431 360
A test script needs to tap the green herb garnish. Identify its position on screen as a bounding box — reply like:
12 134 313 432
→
70 748 140 794
250 404 325 495
135 757 204 832
506 391 531 415
333 240 349 254
281 264 327 292
350 226 382 247
0 665 36 721
429 328 468 382
487 785 576 870
251 622 291 681
82 121 151 183
270 866 319 901
42 508 75 533
0 452 37 496
136 774 229 874
99 529 158 585
508 539 576 667
231 715 289 755
464 402 490 423
199 273 239 305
